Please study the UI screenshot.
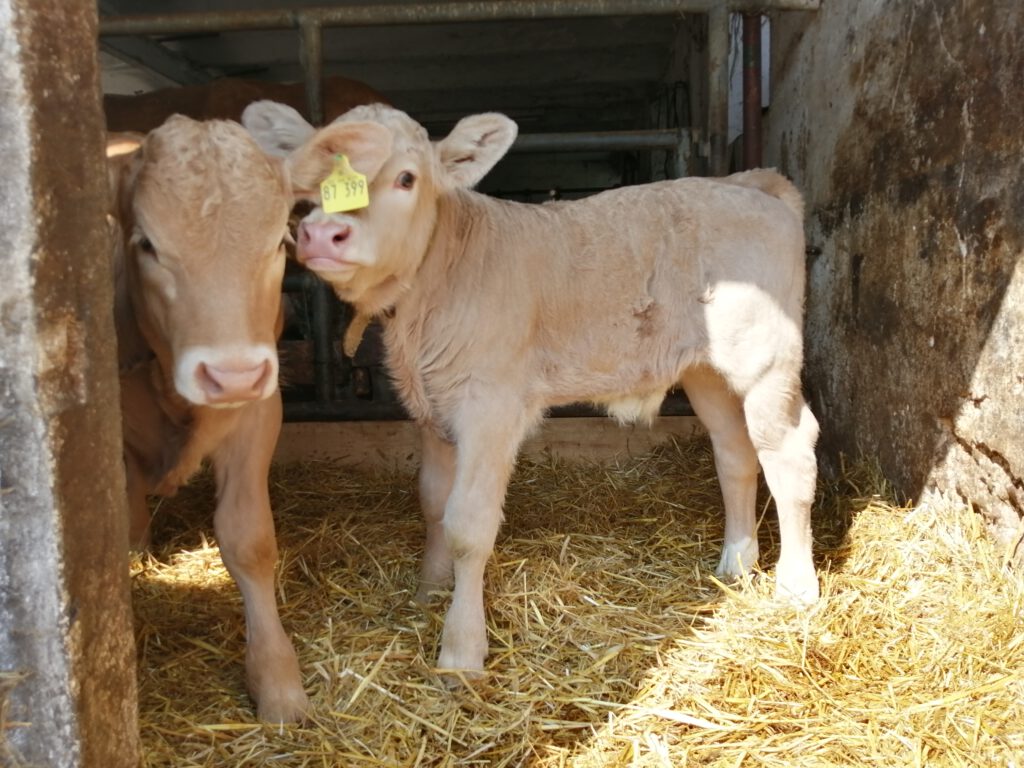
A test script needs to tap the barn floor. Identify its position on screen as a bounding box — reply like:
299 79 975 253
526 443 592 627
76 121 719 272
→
132 435 1024 767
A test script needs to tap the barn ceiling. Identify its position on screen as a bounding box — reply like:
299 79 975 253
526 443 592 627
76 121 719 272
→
98 0 698 136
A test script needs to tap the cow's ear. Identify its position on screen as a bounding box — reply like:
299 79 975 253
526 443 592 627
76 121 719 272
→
105 133 144 216
286 121 393 196
242 100 316 157
437 113 517 189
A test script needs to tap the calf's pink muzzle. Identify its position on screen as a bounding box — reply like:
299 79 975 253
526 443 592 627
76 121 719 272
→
173 345 279 407
195 359 273 404
297 219 356 272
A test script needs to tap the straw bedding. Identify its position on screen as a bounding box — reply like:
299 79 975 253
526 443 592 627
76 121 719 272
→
125 434 1023 766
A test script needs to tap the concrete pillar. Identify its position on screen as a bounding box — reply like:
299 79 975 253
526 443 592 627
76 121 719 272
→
0 0 141 766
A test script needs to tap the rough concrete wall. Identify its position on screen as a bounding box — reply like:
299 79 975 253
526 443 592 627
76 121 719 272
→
0 0 140 765
765 0 1024 544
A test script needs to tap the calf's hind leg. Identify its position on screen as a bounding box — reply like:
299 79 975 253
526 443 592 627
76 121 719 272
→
212 394 308 722
741 370 820 604
679 366 760 578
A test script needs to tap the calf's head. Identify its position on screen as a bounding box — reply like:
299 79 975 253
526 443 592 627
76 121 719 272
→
112 116 291 407
242 101 517 310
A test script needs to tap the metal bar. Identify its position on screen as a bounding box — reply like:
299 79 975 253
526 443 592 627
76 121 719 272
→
282 271 320 293
672 130 689 178
99 1 821 37
97 0 213 85
706 5 730 176
284 399 408 422
310 282 336 403
283 271 335 404
298 14 324 125
512 128 686 153
99 38 212 85
284 396 694 422
742 13 762 169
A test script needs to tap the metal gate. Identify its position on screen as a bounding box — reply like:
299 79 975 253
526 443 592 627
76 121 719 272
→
99 0 819 422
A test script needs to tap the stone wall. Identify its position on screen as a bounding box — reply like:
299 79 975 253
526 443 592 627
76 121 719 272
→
765 0 1024 543
0 0 140 765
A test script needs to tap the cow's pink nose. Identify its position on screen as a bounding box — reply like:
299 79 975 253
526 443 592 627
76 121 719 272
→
195 360 272 403
297 220 352 262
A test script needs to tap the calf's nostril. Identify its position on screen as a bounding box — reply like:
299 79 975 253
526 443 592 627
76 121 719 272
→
196 362 223 395
254 360 272 392
332 226 351 245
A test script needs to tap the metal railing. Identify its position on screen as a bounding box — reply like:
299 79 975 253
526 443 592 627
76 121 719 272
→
100 0 820 421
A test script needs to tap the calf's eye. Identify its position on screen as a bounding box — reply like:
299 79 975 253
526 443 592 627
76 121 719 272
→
396 171 416 190
139 237 155 254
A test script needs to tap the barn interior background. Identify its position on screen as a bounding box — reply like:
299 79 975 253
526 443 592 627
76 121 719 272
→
1 0 1022 766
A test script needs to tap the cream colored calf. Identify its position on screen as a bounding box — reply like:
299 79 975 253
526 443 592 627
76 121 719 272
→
107 117 306 721
245 101 820 677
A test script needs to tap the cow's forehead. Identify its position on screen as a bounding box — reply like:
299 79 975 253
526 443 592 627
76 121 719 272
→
135 117 288 247
336 104 431 163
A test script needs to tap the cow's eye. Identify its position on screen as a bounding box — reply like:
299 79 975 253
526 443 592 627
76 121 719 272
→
396 171 416 190
138 237 155 255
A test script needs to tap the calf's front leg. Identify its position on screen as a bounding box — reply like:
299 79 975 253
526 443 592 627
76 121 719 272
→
415 425 456 603
436 402 532 675
124 449 153 549
212 394 308 722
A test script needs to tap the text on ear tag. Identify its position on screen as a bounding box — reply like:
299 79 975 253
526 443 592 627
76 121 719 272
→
320 154 369 214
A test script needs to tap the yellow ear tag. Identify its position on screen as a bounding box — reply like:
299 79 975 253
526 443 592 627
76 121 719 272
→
320 154 370 214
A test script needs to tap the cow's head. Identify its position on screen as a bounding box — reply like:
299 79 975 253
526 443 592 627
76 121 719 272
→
242 101 517 311
110 116 290 407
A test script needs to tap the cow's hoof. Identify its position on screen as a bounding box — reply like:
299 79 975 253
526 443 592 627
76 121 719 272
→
436 664 486 689
774 561 820 606
436 644 486 688
414 582 447 605
715 536 760 579
128 529 152 552
255 687 310 725
247 648 309 724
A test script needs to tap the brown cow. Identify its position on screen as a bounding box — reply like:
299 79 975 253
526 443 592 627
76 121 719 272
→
107 116 307 721
244 101 821 677
104 75 388 133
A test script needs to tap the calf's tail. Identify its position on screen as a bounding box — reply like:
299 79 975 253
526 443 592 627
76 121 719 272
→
720 168 804 221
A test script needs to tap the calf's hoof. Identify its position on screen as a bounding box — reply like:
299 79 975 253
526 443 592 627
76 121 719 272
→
715 536 760 579
435 657 487 690
128 528 152 552
414 581 446 605
255 686 310 724
436 640 487 688
774 560 820 606
247 648 309 724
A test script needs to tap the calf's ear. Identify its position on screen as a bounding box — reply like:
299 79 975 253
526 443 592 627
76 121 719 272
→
437 113 517 189
105 133 144 215
285 121 394 197
242 100 317 157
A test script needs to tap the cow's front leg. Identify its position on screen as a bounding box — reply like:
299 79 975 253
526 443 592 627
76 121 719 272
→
125 449 153 550
437 402 533 676
416 425 456 603
212 394 308 722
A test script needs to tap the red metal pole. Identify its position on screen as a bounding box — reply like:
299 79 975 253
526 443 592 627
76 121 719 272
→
742 13 763 169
